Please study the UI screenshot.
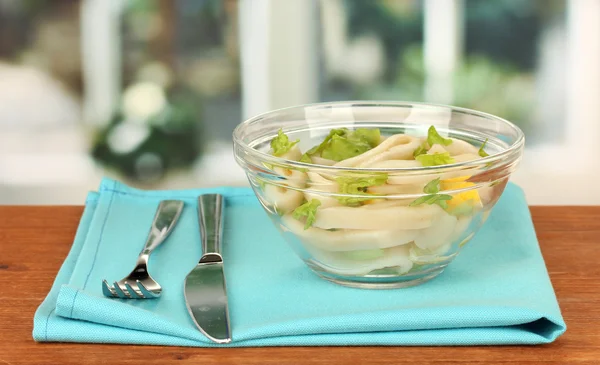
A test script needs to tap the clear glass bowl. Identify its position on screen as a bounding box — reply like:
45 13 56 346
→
233 101 524 289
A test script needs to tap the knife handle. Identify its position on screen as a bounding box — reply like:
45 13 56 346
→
198 194 225 263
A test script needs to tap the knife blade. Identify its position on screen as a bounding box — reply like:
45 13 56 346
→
184 194 231 344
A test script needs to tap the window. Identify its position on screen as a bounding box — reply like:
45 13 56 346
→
0 0 246 203
0 0 598 204
319 0 567 148
319 0 425 103
0 0 95 203
243 0 600 204
87 0 244 187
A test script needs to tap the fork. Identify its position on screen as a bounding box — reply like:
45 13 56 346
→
102 200 184 299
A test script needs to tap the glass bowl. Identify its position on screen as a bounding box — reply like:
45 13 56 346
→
233 101 524 289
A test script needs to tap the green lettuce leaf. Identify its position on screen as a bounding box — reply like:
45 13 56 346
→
427 125 453 146
413 142 428 158
304 128 381 162
335 173 388 206
352 128 381 147
300 153 312 163
415 152 455 166
270 129 299 156
304 128 348 156
292 199 322 229
320 134 372 161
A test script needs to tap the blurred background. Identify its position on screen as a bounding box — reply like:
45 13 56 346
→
0 0 598 205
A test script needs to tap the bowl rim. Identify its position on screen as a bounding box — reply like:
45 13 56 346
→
232 100 525 173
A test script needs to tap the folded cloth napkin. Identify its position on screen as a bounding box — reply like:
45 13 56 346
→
33 178 566 346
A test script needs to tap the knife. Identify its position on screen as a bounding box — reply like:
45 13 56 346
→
184 194 232 344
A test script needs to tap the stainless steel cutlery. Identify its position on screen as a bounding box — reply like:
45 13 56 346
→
102 199 184 299
183 194 232 344
102 194 232 343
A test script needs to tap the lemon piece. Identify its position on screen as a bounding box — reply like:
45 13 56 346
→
441 175 471 183
440 178 481 210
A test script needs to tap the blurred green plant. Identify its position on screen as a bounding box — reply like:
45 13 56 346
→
342 0 561 78
451 55 535 128
335 0 564 134
342 0 423 81
91 82 204 184
354 45 535 133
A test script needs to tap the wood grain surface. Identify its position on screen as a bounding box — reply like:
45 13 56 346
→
1 205 598 365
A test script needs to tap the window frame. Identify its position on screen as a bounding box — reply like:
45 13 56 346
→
507 0 600 204
3 0 597 205
239 0 600 204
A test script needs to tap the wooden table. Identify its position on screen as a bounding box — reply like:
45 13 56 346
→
1 206 598 364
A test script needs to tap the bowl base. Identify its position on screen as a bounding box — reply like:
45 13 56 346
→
306 261 447 289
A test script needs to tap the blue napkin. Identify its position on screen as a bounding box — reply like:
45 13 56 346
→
33 177 566 346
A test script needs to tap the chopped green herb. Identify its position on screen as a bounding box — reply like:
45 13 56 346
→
292 199 322 229
478 138 489 157
423 177 442 194
262 161 306 173
270 129 299 156
409 177 453 209
427 125 453 147
413 142 428 158
409 194 453 209
415 152 455 167
335 173 388 206
300 153 312 163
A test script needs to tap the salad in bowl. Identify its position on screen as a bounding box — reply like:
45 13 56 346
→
233 102 524 288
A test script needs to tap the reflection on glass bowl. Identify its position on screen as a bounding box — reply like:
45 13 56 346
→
233 101 524 289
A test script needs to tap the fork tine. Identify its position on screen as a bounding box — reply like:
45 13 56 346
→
137 281 160 298
113 281 130 298
102 280 117 297
125 282 142 298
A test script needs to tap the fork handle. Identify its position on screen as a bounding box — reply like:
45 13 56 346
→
198 194 225 257
141 200 185 255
